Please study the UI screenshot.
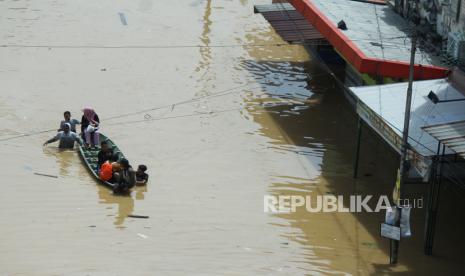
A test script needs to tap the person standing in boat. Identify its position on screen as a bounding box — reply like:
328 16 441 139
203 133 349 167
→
58 111 80 133
44 123 83 149
81 106 100 148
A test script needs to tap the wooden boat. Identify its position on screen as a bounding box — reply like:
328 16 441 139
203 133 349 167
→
78 133 125 190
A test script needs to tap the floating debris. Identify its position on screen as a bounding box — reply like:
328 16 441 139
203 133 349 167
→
137 233 148 239
34 172 58 178
128 214 149 219
118 12 127 25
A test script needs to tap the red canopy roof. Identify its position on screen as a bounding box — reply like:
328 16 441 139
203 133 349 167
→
289 0 449 80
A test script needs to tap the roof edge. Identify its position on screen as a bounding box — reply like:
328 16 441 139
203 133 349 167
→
289 0 449 80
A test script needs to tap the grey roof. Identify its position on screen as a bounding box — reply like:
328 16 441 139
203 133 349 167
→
310 0 445 67
254 3 325 43
423 121 465 158
254 3 295 13
350 78 465 156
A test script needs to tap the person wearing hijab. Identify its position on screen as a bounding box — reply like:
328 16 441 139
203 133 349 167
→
81 106 100 148
44 123 82 149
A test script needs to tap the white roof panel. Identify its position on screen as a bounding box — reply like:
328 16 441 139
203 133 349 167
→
423 121 465 158
351 79 465 156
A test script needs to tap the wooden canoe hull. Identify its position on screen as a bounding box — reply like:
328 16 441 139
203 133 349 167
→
78 133 126 190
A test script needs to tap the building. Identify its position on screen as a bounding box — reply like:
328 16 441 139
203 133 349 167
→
394 0 465 64
256 0 450 90
255 0 465 260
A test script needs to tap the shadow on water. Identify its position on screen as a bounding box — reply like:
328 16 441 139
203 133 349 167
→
241 58 465 274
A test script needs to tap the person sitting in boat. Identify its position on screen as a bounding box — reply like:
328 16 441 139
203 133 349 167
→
81 106 100 148
43 123 82 149
97 141 115 168
99 160 113 182
58 111 80 133
113 158 136 193
135 164 149 186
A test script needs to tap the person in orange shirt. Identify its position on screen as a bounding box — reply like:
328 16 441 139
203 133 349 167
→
99 161 113 182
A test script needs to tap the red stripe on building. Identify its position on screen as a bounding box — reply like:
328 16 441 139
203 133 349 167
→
289 0 449 80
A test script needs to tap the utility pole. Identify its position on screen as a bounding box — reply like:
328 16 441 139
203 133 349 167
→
390 33 416 264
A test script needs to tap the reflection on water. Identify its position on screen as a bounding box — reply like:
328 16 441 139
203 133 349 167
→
241 58 362 273
198 0 212 69
240 60 325 129
42 147 77 177
192 0 213 99
43 146 148 228
97 185 147 227
135 185 148 200
98 186 135 227
241 60 312 100
240 51 397 273
242 42 465 273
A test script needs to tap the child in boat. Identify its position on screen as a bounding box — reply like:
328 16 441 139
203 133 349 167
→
135 165 149 186
58 111 80 133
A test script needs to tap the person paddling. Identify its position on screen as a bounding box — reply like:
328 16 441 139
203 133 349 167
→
44 123 82 149
81 106 100 148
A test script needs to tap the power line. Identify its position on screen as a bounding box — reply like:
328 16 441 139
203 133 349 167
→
0 43 312 49
104 82 260 121
0 36 425 50
0 128 57 142
0 82 264 142
106 108 242 127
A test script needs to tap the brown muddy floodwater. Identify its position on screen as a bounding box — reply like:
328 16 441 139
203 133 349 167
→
1 0 464 275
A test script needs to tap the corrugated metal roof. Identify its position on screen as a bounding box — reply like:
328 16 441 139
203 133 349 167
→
289 0 449 79
254 3 325 43
350 78 465 156
423 121 465 158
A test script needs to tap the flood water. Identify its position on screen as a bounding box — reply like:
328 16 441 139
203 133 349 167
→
1 0 464 275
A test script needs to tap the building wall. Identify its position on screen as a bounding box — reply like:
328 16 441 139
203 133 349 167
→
395 0 465 60
408 0 465 36
436 0 465 36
